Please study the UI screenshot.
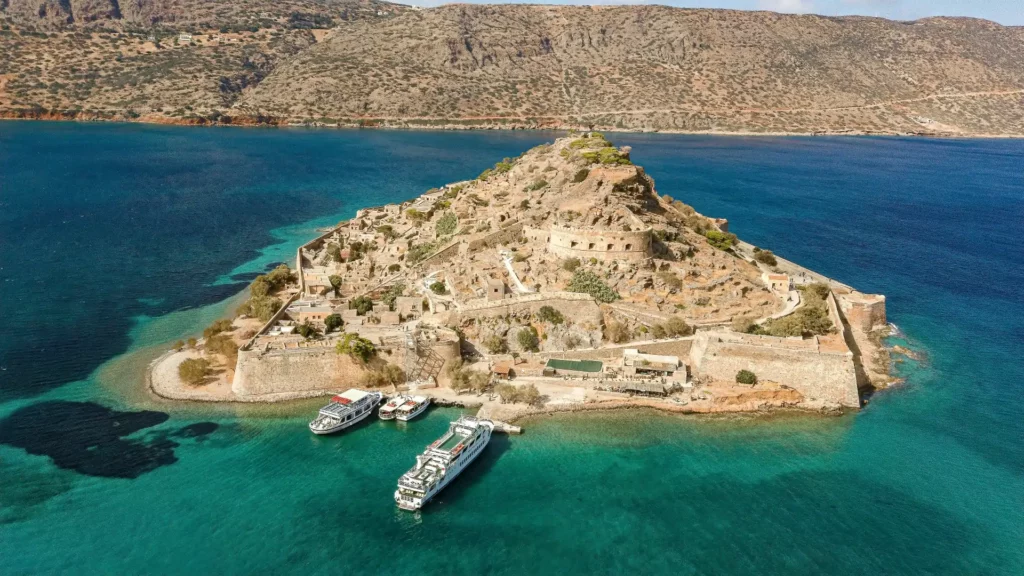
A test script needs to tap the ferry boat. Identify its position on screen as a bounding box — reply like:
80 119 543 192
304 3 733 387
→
395 416 493 511
308 389 382 435
378 395 409 421
395 395 431 422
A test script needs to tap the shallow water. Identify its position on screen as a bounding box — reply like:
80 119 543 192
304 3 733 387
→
1 123 1022 575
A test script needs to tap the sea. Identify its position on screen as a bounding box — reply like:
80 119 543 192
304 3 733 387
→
1 122 1022 575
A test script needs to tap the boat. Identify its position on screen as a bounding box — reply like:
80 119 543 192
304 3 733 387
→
394 416 493 511
378 395 409 421
308 389 382 435
395 395 431 422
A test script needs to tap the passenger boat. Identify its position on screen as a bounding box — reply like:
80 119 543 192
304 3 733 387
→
395 395 431 422
378 395 409 421
308 389 382 435
394 416 493 511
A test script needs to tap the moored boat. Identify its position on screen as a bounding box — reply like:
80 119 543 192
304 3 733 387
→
378 395 408 420
309 389 382 435
395 395 431 422
394 416 493 511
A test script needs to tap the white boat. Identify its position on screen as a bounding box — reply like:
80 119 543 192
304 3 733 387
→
378 395 409 421
309 389 382 435
394 416 493 511
395 395 431 422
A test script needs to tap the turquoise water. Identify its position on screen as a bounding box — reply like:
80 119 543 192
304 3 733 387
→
1 123 1022 575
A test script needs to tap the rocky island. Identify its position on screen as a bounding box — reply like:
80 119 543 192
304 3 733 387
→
150 133 892 420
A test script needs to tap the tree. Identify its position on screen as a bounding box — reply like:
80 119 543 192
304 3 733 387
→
518 384 541 406
664 316 693 337
430 281 447 295
736 370 758 385
362 363 406 387
567 269 620 303
324 314 343 333
206 333 239 364
266 264 295 290
326 243 342 263
754 249 778 267
517 327 540 352
651 324 667 339
483 334 509 354
536 305 564 325
250 276 271 298
172 340 185 350
186 337 198 348
604 320 629 344
560 257 581 272
329 274 343 297
179 358 211 386
382 283 404 310
435 212 458 236
705 230 737 251
495 383 519 404
203 318 233 339
336 333 376 364
350 296 373 315
295 321 321 340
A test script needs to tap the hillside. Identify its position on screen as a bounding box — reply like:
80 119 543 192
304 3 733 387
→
3 4 1024 135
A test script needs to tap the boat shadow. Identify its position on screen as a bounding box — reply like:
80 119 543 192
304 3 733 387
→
425 432 511 512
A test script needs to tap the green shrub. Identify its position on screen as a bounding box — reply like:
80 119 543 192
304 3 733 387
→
525 179 548 192
382 283 405 310
736 370 758 385
561 257 581 272
435 212 458 236
656 270 682 291
483 334 508 354
430 281 447 295
664 316 693 337
705 230 737 250
203 318 233 339
754 249 778 267
567 270 620 303
324 314 343 333
350 296 373 315
406 209 429 224
336 333 376 364
205 333 238 364
329 274 343 297
407 242 436 264
517 326 540 352
536 305 564 325
178 358 211 386
295 321 321 340
572 168 590 183
362 363 406 387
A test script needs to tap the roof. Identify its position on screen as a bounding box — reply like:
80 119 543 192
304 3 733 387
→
338 389 369 403
545 359 603 373
493 361 512 375
621 381 667 394
767 273 789 281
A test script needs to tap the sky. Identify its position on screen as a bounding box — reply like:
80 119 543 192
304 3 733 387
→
400 0 1023 26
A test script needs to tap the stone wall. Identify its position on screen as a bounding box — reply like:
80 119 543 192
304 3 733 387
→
838 292 887 332
232 346 383 399
545 224 652 262
538 338 694 362
689 331 860 407
456 291 602 325
466 221 524 253
417 240 461 269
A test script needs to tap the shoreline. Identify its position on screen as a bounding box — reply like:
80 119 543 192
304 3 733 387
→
4 113 1023 140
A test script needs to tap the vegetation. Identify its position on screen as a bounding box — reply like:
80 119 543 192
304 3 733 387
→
516 326 540 352
324 314 343 333
178 358 211 386
705 230 737 251
567 269 620 303
350 296 374 316
328 274 343 297
381 283 405 310
448 361 491 395
376 225 398 240
536 305 564 325
560 257 581 272
604 320 629 343
495 383 541 405
361 363 406 387
336 333 376 364
656 270 682 291
407 242 436 265
203 318 233 339
406 208 429 225
205 333 239 364
572 168 590 183
736 370 758 385
751 283 834 337
430 281 447 295
295 321 321 340
524 179 548 192
753 248 778 267
237 296 282 322
580 147 631 166
326 243 342 263
483 334 509 354
435 212 458 236
172 340 185 350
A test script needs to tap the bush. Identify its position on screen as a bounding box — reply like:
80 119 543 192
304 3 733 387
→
336 333 376 364
350 296 373 315
705 230 737 251
567 270 620 303
731 316 756 334
328 274 343 297
536 305 564 325
664 316 693 337
572 168 590 183
407 242 436 264
604 320 629 343
178 358 211 386
483 334 509 354
435 212 458 236
205 333 239 364
387 263 401 273
326 243 342 262
203 318 233 339
376 225 398 240
362 363 406 387
295 321 321 340
517 327 540 352
754 249 778 267
244 296 282 322
249 276 271 298
495 383 518 403
651 324 667 339
172 340 185 350
656 271 682 291
561 257 581 272
266 264 295 289
430 281 447 295
525 179 548 192
324 314 344 333
186 337 198 348
736 370 758 385
406 209 429 224
382 283 405 310
518 383 541 406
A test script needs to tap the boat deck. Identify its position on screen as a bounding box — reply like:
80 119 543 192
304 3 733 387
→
438 432 467 452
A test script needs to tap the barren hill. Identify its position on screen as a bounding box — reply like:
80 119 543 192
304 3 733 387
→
3 4 1024 135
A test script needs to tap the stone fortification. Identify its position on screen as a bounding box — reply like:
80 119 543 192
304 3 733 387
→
533 224 652 263
689 331 859 407
455 291 602 324
232 345 389 400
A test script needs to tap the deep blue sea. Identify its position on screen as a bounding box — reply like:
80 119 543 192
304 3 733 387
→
1 123 1022 575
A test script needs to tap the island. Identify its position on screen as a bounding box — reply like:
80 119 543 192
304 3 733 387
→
150 133 893 421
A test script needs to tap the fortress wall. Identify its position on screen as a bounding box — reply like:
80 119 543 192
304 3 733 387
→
457 292 602 325
838 293 887 332
418 240 461 269
233 347 364 398
538 338 694 362
524 227 550 244
689 332 860 407
467 222 524 253
546 225 651 262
